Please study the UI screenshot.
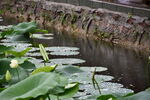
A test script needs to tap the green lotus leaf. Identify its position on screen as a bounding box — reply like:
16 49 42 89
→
97 94 117 100
96 89 150 100
12 21 37 35
59 82 79 99
7 47 32 57
19 60 36 70
0 72 68 100
0 29 14 38
120 89 150 100
0 21 37 38
0 45 13 53
0 58 28 83
33 29 48 34
0 58 34 81
31 65 57 75
49 83 79 100
57 65 84 75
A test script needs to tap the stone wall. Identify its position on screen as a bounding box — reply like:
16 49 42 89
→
0 0 150 51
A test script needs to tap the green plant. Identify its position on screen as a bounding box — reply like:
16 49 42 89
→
92 68 101 94
71 13 78 24
0 45 14 57
97 88 150 100
0 10 5 15
0 72 79 100
0 21 48 38
31 65 57 75
5 70 12 81
1 21 150 100
0 57 35 84
7 47 32 57
39 44 49 63
128 13 133 19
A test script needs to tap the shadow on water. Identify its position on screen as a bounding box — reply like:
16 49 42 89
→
32 27 150 92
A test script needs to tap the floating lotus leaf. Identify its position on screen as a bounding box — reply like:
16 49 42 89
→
80 67 108 72
101 87 133 95
50 51 79 56
26 52 43 56
32 34 53 40
45 47 79 52
57 65 84 75
0 25 12 30
79 84 133 99
0 43 32 49
100 82 123 89
43 33 53 36
28 47 39 52
0 19 2 22
68 72 114 84
50 58 85 65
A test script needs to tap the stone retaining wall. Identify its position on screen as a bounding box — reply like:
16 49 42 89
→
0 0 150 51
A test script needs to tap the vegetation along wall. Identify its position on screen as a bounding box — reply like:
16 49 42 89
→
0 0 150 51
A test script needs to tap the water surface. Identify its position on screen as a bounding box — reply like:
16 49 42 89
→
32 26 150 92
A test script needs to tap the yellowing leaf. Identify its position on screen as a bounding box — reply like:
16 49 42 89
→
31 65 57 75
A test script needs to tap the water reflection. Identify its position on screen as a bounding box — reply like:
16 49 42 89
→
32 27 150 92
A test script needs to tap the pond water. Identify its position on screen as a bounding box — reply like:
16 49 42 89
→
0 16 150 94
33 26 150 92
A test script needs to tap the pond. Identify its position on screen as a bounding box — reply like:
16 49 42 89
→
0 16 150 95
33 26 150 93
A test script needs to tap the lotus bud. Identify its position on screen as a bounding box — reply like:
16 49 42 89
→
5 70 12 81
108 98 113 100
10 59 19 68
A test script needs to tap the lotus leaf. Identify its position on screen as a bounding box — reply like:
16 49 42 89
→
12 21 37 35
0 72 68 100
31 65 57 75
7 47 32 57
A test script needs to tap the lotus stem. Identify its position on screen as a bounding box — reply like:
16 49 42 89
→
47 94 51 100
44 62 46 66
57 96 59 100
92 68 101 94
16 68 20 81
94 77 101 94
